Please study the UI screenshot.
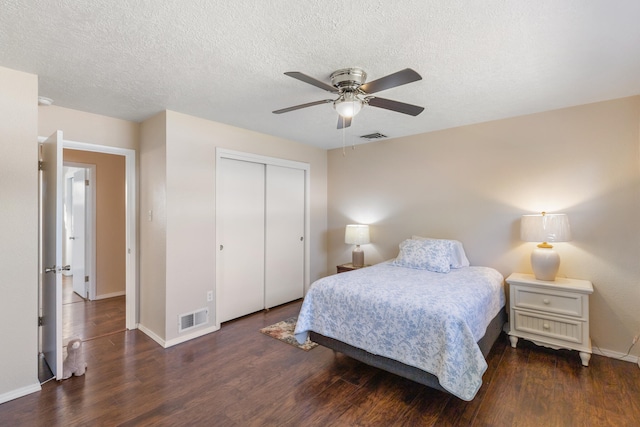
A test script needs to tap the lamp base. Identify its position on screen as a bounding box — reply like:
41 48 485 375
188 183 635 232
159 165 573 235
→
352 245 364 268
531 246 560 281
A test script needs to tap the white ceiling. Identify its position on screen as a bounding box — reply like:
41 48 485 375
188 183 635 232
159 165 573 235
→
2 1 639 149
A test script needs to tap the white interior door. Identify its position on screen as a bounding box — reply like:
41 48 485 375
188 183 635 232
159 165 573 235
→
71 169 86 298
41 130 64 379
265 165 305 308
217 158 265 323
62 173 73 276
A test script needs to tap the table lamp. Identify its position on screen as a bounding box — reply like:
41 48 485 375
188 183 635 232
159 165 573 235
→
521 212 571 281
345 224 370 268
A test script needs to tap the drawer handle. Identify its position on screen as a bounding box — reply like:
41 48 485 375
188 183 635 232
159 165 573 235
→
543 323 550 330
543 298 550 305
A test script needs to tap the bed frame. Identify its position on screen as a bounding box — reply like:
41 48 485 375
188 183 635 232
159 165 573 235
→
309 308 507 394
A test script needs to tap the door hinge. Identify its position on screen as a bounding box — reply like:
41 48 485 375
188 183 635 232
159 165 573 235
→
38 316 43 326
85 275 89 282
85 179 89 186
38 161 43 171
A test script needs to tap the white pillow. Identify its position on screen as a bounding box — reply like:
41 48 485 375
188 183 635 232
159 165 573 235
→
411 235 470 268
392 239 451 273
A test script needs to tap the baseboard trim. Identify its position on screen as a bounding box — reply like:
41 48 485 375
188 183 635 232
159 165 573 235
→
137 324 166 348
164 324 220 348
592 346 639 364
0 382 41 405
137 323 220 349
94 291 125 300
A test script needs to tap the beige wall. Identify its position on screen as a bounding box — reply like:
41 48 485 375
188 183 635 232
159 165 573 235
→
328 96 640 358
139 112 168 340
0 66 40 401
63 149 126 297
39 105 139 151
139 110 328 344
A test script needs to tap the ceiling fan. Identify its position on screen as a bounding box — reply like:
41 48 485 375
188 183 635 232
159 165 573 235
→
273 68 425 129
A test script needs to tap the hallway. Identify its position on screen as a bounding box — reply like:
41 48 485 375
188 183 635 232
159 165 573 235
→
62 275 126 343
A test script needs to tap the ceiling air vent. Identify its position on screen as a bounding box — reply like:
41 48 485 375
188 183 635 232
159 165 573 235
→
360 132 388 140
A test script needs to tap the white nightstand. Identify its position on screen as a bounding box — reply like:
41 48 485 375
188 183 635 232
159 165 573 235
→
506 273 594 366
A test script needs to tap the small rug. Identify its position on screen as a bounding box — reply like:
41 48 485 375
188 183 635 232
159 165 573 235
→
260 317 318 351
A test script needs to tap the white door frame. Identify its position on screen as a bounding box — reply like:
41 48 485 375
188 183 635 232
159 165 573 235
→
39 136 138 330
64 162 96 300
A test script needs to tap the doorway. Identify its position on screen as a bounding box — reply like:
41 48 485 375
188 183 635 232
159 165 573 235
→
38 133 137 381
61 159 127 344
61 140 138 331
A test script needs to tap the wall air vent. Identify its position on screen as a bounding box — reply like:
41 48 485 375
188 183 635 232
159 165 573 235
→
178 308 209 333
360 132 388 140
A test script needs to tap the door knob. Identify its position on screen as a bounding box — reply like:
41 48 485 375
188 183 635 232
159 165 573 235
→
69 236 76 240
46 265 71 273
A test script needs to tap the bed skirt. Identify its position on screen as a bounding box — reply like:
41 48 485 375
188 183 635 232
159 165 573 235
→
309 307 507 395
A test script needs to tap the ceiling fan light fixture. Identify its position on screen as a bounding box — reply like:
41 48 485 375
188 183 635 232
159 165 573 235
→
275 68 424 129
334 92 363 118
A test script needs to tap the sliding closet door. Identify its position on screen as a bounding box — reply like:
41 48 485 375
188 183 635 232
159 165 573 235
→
264 165 305 308
217 158 265 323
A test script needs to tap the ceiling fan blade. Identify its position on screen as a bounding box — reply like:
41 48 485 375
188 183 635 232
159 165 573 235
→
360 68 422 94
367 97 425 116
273 99 334 114
337 116 352 129
284 72 338 93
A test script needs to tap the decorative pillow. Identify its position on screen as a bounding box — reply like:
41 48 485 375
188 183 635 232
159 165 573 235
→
411 235 470 268
392 239 451 273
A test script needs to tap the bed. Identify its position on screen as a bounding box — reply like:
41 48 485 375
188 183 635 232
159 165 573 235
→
294 237 506 401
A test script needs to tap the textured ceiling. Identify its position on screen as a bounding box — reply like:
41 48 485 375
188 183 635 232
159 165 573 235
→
2 1 640 149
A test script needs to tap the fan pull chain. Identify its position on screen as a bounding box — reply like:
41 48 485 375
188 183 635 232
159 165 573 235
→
340 116 356 156
342 117 346 156
351 117 355 151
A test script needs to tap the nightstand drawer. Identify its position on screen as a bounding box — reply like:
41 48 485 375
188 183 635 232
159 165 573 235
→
512 310 583 344
513 286 584 317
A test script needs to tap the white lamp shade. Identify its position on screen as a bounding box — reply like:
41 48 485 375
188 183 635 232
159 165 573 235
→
334 92 363 118
345 224 370 245
521 213 571 243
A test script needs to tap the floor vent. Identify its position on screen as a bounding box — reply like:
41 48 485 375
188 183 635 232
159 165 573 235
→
178 308 209 333
360 132 388 140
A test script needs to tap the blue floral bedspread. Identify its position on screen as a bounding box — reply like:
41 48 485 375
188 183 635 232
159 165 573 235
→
294 261 505 401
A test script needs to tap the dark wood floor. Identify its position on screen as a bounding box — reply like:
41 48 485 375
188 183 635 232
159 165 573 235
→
3 300 640 426
38 276 127 383
62 276 126 343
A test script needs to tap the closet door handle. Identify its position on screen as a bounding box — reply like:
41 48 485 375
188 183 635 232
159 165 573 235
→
300 237 303 241
220 245 224 250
